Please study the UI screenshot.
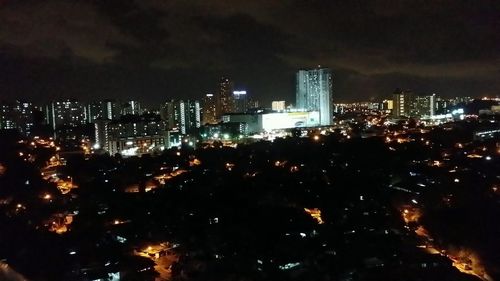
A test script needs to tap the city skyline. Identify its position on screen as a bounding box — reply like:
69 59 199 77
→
0 1 499 105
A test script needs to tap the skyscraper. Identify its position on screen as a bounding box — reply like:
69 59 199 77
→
217 77 234 117
202 94 217 125
296 67 333 126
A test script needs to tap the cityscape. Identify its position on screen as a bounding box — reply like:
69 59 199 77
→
1 1 499 281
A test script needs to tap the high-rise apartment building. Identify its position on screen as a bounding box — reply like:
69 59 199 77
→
392 89 437 118
0 102 16 130
0 100 35 135
296 67 333 126
161 100 201 134
87 99 120 122
392 89 413 117
46 99 86 130
202 94 217 124
217 77 234 117
413 94 436 118
122 100 141 115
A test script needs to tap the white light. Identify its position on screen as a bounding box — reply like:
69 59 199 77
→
126 141 133 146
213 133 219 138
485 156 492 160
233 90 247 95
93 144 100 149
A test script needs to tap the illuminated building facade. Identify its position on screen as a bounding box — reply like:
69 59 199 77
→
162 100 201 134
0 102 16 130
272 101 286 111
393 90 437 118
296 67 333 126
217 77 235 117
222 111 320 134
392 89 413 117
45 99 86 130
95 115 168 155
413 94 436 118
0 100 35 135
87 99 120 122
122 100 142 115
202 94 217 124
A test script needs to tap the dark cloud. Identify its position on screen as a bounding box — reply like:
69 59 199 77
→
0 0 498 104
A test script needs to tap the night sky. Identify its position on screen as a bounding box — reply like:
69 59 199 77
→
0 0 499 106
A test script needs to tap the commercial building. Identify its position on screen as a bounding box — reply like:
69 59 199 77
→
296 67 333 126
222 111 320 134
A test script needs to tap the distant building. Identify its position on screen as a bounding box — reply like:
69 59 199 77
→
233 90 248 113
381 100 393 113
392 89 413 117
413 94 436 118
222 111 320 134
14 101 35 135
247 98 259 110
46 99 86 130
217 77 234 116
87 99 120 122
296 67 333 126
202 94 217 124
161 100 201 134
0 100 37 135
122 100 142 115
95 115 168 156
0 102 16 130
392 90 438 118
272 101 286 111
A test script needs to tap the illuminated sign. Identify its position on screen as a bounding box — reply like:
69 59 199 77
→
233 91 247 95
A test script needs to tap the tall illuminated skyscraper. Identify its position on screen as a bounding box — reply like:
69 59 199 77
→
296 67 333 126
217 77 234 117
